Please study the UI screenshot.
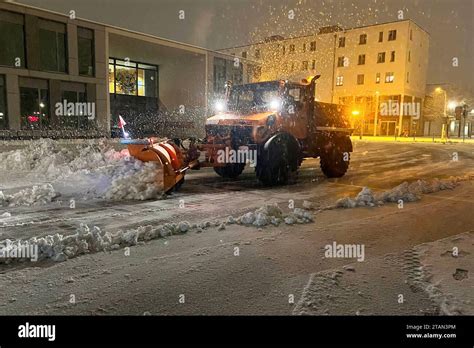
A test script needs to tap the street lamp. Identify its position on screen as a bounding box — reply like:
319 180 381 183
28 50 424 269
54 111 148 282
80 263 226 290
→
352 110 363 139
435 87 449 138
447 100 457 111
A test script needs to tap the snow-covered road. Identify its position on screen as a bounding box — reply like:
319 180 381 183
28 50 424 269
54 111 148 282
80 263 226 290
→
0 139 473 314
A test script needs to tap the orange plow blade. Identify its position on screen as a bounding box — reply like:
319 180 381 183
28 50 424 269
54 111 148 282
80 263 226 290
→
122 138 185 194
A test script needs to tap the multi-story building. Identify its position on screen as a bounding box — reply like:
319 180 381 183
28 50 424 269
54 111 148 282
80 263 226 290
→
0 2 257 139
221 20 430 136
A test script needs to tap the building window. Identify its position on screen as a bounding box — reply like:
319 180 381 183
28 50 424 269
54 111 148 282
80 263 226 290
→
338 37 345 48
0 11 25 68
19 78 49 130
388 30 397 41
377 52 386 63
0 75 7 129
357 74 364 85
282 46 285 55
242 51 247 58
255 49 261 59
378 31 383 42
410 29 413 40
39 19 67 73
77 27 94 76
109 58 158 97
375 73 381 84
59 82 90 129
291 62 295 71
337 56 345 67
408 51 411 62
358 54 366 65
310 41 316 51
385 72 394 83
336 76 344 86
359 34 367 45
406 72 410 83
302 61 308 70
289 44 295 53
302 43 306 52
311 59 316 69
213 57 226 94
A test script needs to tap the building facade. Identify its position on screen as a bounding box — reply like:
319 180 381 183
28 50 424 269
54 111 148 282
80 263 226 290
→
0 2 257 139
221 20 430 136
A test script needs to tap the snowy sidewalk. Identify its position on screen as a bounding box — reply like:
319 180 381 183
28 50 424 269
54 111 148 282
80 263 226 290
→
351 135 474 144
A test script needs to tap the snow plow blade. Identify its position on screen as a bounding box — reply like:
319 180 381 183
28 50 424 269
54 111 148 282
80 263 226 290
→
121 138 186 193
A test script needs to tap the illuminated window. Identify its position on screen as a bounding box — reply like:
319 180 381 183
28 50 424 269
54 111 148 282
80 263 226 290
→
108 63 115 93
375 73 381 84
336 76 343 86
109 58 157 97
385 72 394 83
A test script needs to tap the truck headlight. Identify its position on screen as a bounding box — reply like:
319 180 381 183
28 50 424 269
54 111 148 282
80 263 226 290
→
269 98 282 111
214 100 226 112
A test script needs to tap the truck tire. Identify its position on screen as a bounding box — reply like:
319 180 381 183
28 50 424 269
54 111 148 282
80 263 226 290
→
214 163 245 178
256 133 299 186
320 144 350 178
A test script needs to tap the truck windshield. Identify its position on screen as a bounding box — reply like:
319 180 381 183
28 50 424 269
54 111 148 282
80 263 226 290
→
228 83 280 113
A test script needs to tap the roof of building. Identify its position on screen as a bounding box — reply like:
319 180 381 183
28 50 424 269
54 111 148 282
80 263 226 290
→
219 19 430 51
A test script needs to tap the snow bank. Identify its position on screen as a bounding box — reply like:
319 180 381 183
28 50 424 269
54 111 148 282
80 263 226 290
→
227 203 313 228
0 139 165 201
0 220 193 264
102 161 163 201
0 203 314 264
336 176 470 208
0 184 58 207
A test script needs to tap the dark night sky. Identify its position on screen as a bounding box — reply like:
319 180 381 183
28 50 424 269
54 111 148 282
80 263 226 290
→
16 0 474 94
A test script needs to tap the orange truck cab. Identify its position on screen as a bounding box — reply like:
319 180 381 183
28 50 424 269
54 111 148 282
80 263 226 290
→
202 76 354 185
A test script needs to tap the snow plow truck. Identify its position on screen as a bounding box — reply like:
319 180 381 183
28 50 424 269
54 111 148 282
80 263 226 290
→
123 76 353 192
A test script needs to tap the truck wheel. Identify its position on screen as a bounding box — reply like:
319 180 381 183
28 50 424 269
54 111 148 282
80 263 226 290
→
256 134 298 186
320 145 350 178
214 163 245 178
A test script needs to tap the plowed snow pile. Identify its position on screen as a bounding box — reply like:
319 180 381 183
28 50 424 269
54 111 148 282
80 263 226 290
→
0 139 164 202
336 175 472 208
0 203 314 264
0 184 57 207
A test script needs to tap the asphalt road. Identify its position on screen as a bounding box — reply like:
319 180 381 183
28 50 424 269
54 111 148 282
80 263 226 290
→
0 140 473 315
